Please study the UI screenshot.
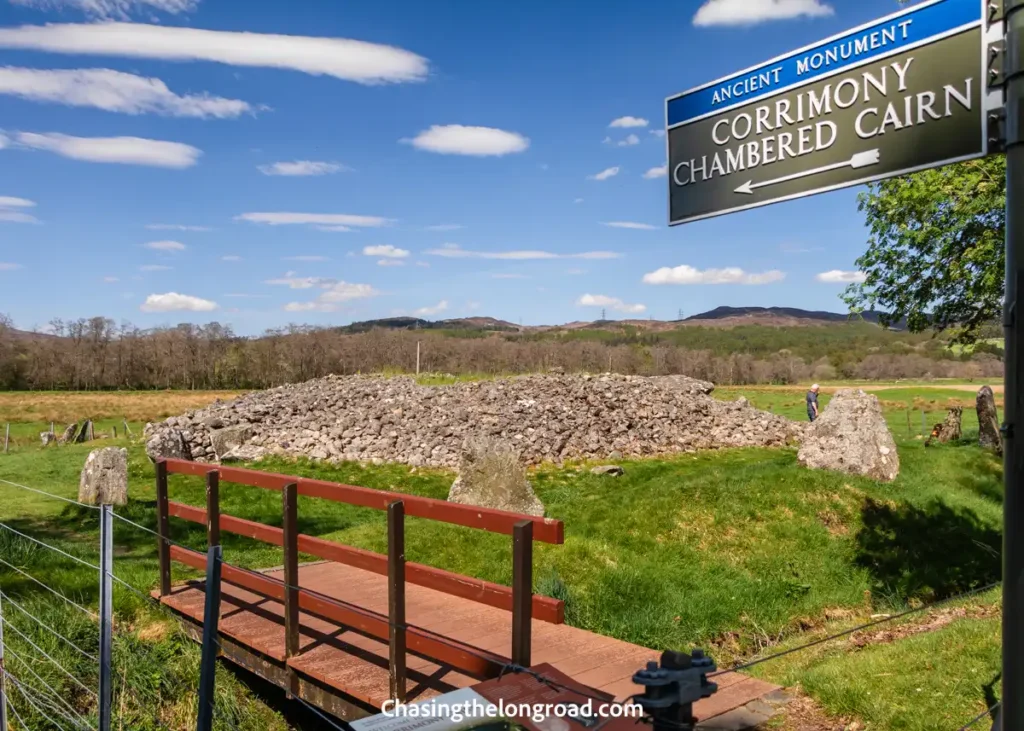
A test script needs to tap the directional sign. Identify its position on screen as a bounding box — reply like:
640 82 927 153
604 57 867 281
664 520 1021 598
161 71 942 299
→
665 0 994 225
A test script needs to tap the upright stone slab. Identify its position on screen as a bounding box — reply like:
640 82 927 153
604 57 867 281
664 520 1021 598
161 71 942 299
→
797 389 900 482
144 427 193 463
447 437 545 516
977 385 1003 455
78 447 128 506
59 423 77 445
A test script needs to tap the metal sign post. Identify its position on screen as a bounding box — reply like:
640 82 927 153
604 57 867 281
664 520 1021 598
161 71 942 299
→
0 590 8 731
1003 2 1022 728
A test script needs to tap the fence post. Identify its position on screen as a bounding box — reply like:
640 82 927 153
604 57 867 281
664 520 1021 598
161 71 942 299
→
205 470 220 549
512 520 533 667
196 546 223 731
3 424 8 454
1 590 8 731
98 504 113 731
387 501 406 702
282 483 300 698
416 342 421 376
921 410 926 438
156 461 171 597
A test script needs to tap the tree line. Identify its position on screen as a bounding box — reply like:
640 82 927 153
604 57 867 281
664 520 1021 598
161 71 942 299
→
0 314 1002 391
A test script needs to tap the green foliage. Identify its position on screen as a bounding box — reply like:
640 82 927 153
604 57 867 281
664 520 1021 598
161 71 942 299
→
845 156 1006 343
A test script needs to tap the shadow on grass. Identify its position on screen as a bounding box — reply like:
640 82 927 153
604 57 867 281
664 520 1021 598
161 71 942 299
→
854 498 1002 602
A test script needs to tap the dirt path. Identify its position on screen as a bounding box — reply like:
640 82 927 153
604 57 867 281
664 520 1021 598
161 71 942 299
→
858 383 1004 394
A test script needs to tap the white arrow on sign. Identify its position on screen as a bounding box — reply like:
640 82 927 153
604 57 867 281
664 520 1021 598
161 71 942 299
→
734 149 881 195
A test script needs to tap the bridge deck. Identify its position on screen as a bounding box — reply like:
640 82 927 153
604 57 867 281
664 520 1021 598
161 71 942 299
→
158 560 778 721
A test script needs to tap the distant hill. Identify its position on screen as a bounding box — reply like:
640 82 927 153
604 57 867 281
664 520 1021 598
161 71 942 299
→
334 308 905 334
684 306 906 329
337 316 520 334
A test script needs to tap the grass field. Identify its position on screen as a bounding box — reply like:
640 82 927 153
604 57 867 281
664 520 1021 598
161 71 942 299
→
0 384 1005 730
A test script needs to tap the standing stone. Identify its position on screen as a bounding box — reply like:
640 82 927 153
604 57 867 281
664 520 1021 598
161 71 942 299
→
40 431 56 447
925 407 963 446
798 389 900 482
144 427 193 463
977 386 1003 455
447 437 545 516
74 420 92 444
78 447 129 506
59 423 78 445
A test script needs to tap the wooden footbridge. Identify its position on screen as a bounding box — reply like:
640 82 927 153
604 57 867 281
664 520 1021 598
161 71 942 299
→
151 458 777 724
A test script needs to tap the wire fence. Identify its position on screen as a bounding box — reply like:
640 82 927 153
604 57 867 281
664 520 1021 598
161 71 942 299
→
0 472 1006 731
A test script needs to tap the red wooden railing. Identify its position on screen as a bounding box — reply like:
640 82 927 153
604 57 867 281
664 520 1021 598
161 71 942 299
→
154 458 565 701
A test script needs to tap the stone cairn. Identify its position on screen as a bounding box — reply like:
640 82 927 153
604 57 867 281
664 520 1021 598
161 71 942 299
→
142 373 805 469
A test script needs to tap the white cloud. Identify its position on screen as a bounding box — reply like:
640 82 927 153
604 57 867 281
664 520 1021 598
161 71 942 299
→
650 130 666 138
284 281 379 312
425 223 463 231
617 134 640 147
405 125 529 156
377 259 404 267
14 131 200 167
816 269 867 283
491 273 529 279
0 196 34 208
10 0 197 19
103 276 119 282
223 293 269 299
236 212 390 228
0 22 429 84
283 255 329 262
574 198 584 204
425 243 621 260
643 165 668 179
140 291 217 312
0 67 254 118
643 264 786 285
780 243 824 254
609 116 648 128
363 244 409 259
143 239 185 252
602 221 655 230
693 0 834 26
567 268 586 275
0 262 23 271
577 293 646 314
221 255 241 262
415 261 430 268
316 225 354 232
588 166 620 181
0 211 38 223
147 223 211 231
414 300 448 317
258 160 346 176
266 274 336 289
139 264 172 271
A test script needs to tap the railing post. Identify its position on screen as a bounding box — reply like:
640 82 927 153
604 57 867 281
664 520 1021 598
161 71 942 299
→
1 589 8 731
282 482 300 698
205 470 220 549
156 460 171 597
98 504 113 731
196 546 223 731
387 500 406 702
512 519 533 668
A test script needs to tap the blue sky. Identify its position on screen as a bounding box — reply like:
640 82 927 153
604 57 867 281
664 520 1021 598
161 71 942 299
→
0 0 911 334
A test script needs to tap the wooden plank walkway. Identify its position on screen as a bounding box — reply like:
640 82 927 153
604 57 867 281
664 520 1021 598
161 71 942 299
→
158 560 779 722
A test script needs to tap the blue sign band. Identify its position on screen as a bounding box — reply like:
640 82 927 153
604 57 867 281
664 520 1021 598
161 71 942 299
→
667 0 980 128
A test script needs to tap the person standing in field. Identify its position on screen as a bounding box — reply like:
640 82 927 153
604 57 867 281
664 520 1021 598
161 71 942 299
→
807 384 820 422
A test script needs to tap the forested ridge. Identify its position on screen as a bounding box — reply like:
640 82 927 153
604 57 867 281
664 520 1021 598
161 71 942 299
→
0 314 1002 390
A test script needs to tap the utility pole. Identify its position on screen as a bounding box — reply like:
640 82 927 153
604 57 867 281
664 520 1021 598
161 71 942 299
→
601 308 606 321
1003 2 1024 727
678 308 684 320
1 589 8 731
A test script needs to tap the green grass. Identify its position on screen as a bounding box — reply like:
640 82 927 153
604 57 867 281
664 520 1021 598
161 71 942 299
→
0 389 1006 730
